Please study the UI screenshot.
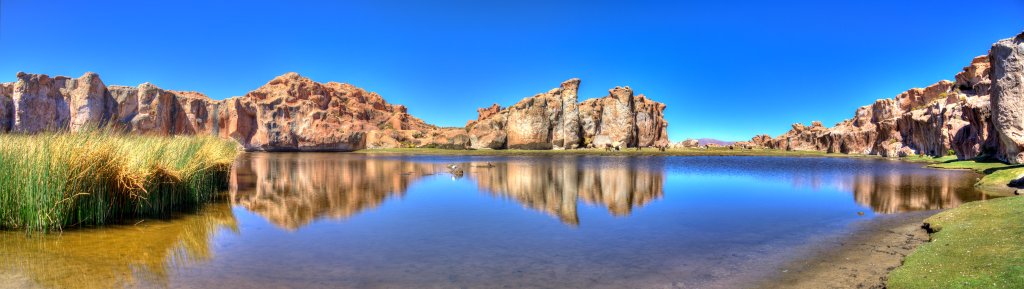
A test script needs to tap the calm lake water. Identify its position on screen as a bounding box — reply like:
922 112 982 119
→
1 153 986 288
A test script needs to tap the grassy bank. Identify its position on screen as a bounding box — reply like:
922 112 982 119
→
0 132 238 231
888 196 1024 288
356 147 877 158
886 156 1024 288
926 159 1024 194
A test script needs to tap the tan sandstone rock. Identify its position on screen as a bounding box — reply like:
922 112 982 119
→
634 94 669 148
4 72 669 152
13 72 80 133
990 32 1024 163
466 104 508 149
231 72 435 151
505 79 581 150
591 86 636 148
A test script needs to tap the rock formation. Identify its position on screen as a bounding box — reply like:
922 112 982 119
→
991 32 1024 163
469 80 670 150
466 104 508 149
11 72 110 133
0 82 13 132
468 78 583 150
221 72 444 151
1 72 663 151
751 30 1024 162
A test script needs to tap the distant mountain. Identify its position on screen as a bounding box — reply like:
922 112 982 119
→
696 138 735 146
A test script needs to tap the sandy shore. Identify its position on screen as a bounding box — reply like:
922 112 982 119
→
748 211 935 288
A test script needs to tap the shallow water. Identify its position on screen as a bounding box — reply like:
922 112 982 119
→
0 153 986 288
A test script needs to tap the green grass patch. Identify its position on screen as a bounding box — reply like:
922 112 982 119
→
926 159 1024 194
888 196 1024 289
899 155 958 163
0 132 238 231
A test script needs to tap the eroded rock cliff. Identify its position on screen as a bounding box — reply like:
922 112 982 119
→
748 31 1024 163
469 79 669 149
2 72 662 151
991 33 1024 163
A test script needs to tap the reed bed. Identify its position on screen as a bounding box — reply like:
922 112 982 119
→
0 132 239 231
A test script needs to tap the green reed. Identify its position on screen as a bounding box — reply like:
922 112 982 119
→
0 132 238 231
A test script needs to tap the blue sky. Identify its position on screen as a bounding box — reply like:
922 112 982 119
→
2 1 1023 141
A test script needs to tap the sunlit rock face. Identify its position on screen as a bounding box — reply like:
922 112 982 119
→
503 78 581 149
12 72 110 133
229 153 439 230
108 83 212 135
634 94 670 148
466 104 508 149
232 72 439 151
762 80 967 158
7 72 221 136
991 32 1024 164
3 72 664 151
755 32 1024 163
471 79 669 150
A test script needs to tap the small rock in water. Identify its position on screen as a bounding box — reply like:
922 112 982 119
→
857 211 865 216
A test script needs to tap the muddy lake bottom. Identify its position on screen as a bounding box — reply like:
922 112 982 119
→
0 154 988 288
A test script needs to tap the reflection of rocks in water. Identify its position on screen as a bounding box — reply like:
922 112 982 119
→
850 173 986 214
232 154 666 228
230 153 441 230
467 160 664 225
779 168 985 213
0 203 237 289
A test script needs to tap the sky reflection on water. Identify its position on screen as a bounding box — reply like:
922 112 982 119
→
1 154 985 288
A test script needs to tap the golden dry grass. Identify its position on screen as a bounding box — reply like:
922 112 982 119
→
0 131 238 231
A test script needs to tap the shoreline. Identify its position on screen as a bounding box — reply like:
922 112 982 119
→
749 211 937 288
355 148 1018 288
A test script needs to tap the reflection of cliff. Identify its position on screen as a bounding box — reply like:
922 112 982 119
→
466 161 664 225
777 169 984 214
231 154 666 228
0 203 237 289
230 153 441 230
849 173 985 214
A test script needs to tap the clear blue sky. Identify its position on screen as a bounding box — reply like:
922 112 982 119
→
2 1 1023 141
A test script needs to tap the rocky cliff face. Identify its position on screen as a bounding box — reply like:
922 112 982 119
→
223 72 443 151
0 71 453 151
2 72 661 151
991 33 1024 163
468 79 583 150
753 30 1024 163
469 80 670 150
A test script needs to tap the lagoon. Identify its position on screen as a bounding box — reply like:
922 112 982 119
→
0 153 987 288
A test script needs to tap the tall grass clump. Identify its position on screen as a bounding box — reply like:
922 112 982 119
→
0 131 239 231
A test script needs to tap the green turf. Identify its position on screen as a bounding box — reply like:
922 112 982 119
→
888 196 1024 289
927 159 1024 194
